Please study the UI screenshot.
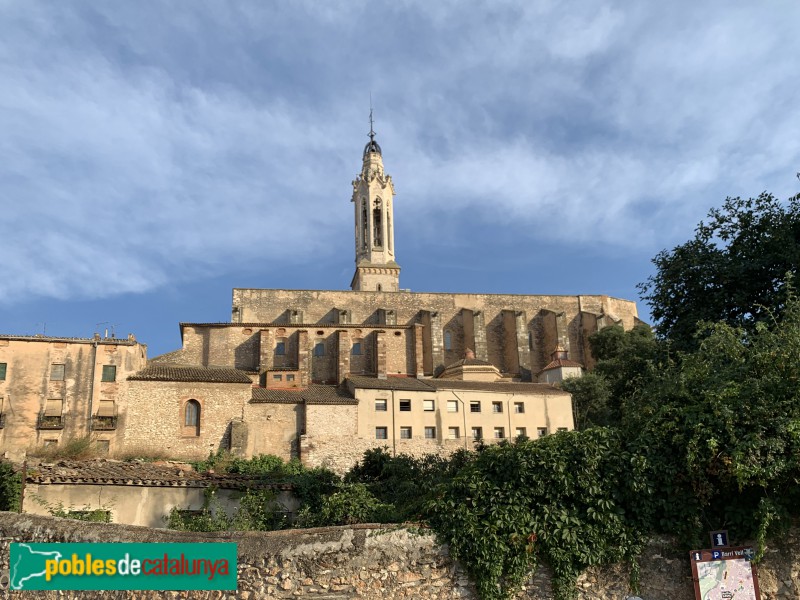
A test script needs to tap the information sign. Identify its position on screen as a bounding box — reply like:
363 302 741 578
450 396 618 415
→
690 547 760 600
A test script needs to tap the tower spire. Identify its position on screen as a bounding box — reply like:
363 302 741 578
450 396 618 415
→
351 112 400 292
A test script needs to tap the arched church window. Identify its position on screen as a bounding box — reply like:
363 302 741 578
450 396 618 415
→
361 199 368 249
314 342 325 357
373 198 383 247
184 400 200 436
444 331 452 351
352 341 362 356
377 284 382 292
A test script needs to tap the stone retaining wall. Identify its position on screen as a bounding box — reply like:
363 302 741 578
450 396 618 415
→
1 512 798 599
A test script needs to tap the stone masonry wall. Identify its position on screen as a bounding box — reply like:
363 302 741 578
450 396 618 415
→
1 512 799 599
231 289 640 377
122 381 251 460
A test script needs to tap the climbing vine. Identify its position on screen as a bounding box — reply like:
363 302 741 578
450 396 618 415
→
423 430 649 600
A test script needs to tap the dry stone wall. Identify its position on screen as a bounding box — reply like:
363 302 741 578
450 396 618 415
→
2 512 799 599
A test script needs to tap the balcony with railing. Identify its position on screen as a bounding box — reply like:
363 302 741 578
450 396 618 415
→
37 414 64 430
92 415 118 431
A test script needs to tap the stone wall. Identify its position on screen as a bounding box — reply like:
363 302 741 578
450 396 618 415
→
1 512 799 599
230 289 640 377
122 380 251 460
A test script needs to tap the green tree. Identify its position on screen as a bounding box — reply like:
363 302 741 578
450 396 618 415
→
639 192 800 348
622 290 800 548
562 324 661 428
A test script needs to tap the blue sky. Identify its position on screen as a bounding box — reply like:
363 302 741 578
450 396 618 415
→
1 2 799 358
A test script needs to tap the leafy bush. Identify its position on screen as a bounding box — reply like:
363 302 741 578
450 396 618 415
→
0 460 21 511
297 482 394 527
32 495 113 523
424 429 649 600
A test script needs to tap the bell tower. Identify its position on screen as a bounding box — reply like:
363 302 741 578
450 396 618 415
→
350 112 401 292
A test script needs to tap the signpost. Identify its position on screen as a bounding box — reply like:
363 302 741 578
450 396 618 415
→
690 546 761 600
710 530 729 549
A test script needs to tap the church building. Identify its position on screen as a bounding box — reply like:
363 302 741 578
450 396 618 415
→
0 122 641 473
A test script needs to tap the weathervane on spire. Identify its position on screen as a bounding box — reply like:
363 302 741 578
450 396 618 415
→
362 94 382 158
369 93 376 142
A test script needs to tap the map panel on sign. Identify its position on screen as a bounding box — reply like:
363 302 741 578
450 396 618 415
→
697 558 757 600
690 547 760 600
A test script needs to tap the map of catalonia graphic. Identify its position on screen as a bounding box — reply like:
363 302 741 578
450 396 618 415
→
10 543 63 590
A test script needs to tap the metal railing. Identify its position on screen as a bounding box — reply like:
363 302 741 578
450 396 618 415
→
37 414 64 430
92 415 118 430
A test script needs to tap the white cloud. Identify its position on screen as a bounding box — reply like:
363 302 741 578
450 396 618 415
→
1 1 798 304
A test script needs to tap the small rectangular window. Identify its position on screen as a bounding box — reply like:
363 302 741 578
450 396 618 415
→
514 402 524 414
375 399 387 412
399 399 411 411
494 427 505 439
424 426 436 439
537 427 548 438
273 374 283 381
275 341 286 356
492 401 503 414
423 399 435 411
470 401 481 413
400 426 412 439
286 374 295 382
375 426 388 440
96 440 110 453
448 427 460 439
471 427 483 440
50 364 65 381
351 342 362 356
515 427 527 438
447 400 458 413
43 439 57 448
0 363 6 380
101 365 116 382
557 427 568 432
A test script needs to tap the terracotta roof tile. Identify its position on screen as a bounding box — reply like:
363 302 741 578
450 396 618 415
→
147 349 186 364
302 385 357 405
346 375 435 391
128 365 253 384
251 388 304 404
540 358 584 372
425 379 569 395
27 460 290 490
251 385 357 405
444 358 493 368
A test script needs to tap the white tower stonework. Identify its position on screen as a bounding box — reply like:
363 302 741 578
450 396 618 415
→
350 118 401 292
